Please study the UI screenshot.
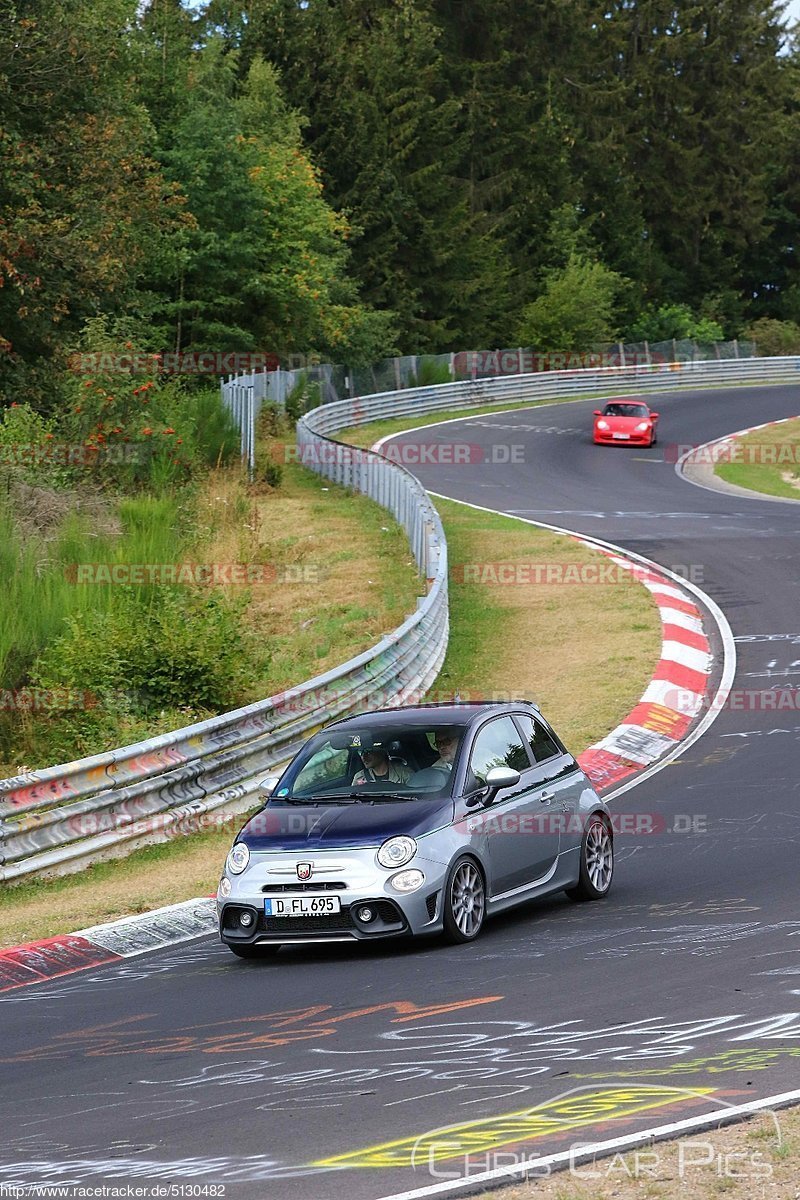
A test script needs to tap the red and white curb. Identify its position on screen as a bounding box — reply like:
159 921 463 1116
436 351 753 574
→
0 897 216 993
575 545 713 792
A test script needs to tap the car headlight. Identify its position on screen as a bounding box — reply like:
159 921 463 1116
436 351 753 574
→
390 868 425 893
227 843 250 875
377 836 417 868
597 420 609 430
636 421 650 431
218 876 232 898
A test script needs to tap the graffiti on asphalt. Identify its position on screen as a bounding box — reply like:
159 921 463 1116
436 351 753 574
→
0 995 504 1063
313 1085 716 1169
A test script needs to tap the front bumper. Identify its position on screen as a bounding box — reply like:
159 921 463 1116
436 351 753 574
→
218 847 448 945
593 430 653 445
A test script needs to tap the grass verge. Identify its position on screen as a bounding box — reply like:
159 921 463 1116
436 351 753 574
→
194 452 424 694
434 497 661 753
482 1106 800 1200
715 415 800 500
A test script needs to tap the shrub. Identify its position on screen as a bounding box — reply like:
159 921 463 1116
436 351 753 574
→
627 303 724 344
743 318 800 357
284 373 322 423
407 358 453 388
32 588 260 713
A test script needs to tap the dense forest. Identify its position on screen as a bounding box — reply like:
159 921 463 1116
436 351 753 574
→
2 0 799 411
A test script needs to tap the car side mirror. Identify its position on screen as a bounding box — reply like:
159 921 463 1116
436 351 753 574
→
485 765 520 790
259 775 280 799
593 410 602 416
481 765 521 807
651 412 660 420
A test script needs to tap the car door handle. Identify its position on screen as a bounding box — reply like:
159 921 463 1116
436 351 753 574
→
539 791 554 804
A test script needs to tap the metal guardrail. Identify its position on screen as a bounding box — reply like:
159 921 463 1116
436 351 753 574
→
3 355 798 881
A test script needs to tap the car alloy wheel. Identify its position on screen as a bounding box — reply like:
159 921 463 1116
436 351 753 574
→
444 858 486 943
566 814 613 901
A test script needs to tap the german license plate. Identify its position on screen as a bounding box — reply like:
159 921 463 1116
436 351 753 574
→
612 432 630 440
264 895 341 917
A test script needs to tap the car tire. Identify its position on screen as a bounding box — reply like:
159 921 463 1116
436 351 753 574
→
442 856 487 943
565 814 613 901
227 943 281 960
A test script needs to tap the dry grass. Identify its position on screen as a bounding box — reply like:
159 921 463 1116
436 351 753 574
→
434 498 661 752
192 455 424 694
481 1107 800 1200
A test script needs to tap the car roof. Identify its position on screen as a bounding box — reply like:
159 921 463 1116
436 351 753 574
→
326 700 540 729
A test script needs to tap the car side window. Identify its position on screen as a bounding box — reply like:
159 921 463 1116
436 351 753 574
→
515 714 561 764
467 716 530 790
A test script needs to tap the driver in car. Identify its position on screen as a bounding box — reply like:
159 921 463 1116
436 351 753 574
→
352 746 412 786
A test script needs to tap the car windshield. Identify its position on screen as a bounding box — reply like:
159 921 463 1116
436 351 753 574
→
272 721 468 801
603 403 649 418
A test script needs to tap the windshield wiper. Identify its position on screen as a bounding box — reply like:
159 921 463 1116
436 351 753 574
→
275 791 423 805
272 795 357 805
341 790 420 803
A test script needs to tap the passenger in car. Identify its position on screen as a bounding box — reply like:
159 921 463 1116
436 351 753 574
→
431 729 459 771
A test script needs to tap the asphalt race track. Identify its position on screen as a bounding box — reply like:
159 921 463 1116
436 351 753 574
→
1 383 799 1200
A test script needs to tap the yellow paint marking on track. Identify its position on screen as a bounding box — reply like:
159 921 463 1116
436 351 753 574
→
574 1046 800 1078
312 1085 716 1169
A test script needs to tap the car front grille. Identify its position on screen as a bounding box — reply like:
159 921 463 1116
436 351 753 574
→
263 912 353 934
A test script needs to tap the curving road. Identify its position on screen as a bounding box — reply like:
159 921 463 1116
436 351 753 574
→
1 383 799 1199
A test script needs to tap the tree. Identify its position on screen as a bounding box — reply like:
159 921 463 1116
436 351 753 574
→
148 41 395 361
0 0 184 409
241 0 509 351
516 254 627 350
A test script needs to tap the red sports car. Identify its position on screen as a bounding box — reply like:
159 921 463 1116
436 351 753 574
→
593 400 659 446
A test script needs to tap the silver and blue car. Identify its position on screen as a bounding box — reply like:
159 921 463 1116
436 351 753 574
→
217 701 613 957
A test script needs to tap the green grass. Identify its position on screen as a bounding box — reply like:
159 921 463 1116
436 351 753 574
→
0 493 185 689
715 416 800 501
